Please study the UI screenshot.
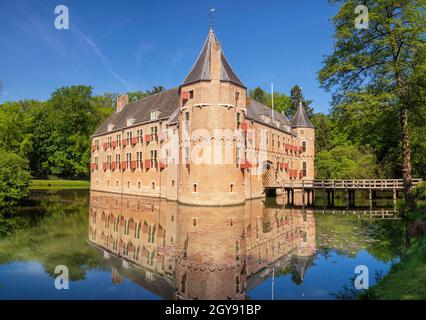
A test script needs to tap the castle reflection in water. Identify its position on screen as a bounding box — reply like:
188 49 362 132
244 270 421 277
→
88 191 316 300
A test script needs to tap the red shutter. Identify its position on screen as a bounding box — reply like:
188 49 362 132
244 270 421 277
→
144 159 151 168
131 137 137 146
111 162 116 170
181 91 189 100
112 141 117 149
122 139 127 146
144 134 151 142
121 161 127 171
131 160 137 170
159 160 166 169
241 122 249 132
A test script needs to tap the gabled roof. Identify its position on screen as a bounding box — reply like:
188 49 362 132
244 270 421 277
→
246 99 294 135
182 29 245 87
92 87 180 137
291 102 314 128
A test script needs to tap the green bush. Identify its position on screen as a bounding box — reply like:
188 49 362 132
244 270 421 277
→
0 150 31 207
413 182 426 202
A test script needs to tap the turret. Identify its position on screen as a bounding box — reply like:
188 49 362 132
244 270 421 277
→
177 26 247 206
291 102 315 180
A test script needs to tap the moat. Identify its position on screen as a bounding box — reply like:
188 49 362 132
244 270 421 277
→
0 189 407 300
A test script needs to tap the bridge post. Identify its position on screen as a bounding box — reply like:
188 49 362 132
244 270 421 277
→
302 180 305 208
332 190 335 207
393 188 397 206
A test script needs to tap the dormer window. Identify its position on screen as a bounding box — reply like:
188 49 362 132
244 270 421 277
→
127 117 135 126
189 90 194 99
150 111 158 120
107 123 114 132
274 120 280 128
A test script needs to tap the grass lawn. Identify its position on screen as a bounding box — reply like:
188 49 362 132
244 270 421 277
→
363 236 426 300
30 179 90 190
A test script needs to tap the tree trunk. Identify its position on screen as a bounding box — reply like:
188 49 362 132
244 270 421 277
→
400 106 416 209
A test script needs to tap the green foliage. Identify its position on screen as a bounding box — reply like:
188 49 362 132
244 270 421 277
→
0 189 106 280
316 145 381 179
318 0 426 186
360 236 426 300
414 182 426 202
0 86 116 180
0 151 31 207
290 85 314 118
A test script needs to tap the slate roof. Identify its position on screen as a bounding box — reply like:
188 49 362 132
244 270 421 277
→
92 87 180 137
246 99 294 135
291 102 314 128
182 29 245 88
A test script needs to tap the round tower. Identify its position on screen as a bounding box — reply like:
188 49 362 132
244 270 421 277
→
291 102 315 180
177 27 247 206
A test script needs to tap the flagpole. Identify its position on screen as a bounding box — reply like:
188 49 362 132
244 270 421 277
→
271 82 274 123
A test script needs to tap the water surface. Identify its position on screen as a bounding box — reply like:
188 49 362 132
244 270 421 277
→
0 189 406 299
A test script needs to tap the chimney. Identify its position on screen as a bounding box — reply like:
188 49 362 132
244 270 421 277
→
116 94 129 113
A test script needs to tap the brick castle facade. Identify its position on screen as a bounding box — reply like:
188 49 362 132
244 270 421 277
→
90 27 315 206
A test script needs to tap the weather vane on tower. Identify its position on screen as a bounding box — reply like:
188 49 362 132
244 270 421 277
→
210 8 216 30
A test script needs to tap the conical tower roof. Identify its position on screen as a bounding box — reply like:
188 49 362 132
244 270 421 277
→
182 29 244 88
291 102 314 128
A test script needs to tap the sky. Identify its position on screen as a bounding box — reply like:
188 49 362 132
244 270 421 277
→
0 0 339 113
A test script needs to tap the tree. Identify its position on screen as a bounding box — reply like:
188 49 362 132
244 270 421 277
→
316 145 380 179
146 85 165 95
249 86 268 104
0 151 31 207
318 0 426 208
290 85 314 118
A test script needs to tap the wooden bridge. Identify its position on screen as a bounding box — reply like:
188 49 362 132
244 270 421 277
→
262 173 423 207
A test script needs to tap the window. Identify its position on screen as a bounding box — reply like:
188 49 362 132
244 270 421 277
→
152 181 155 190
235 91 240 100
184 112 190 134
108 136 112 148
127 181 130 188
138 181 141 189
272 134 274 147
95 140 99 150
127 117 135 126
127 131 132 144
94 156 98 166
302 141 306 152
151 126 158 140
193 184 197 193
108 123 114 132
230 184 234 192
236 146 240 168
185 146 190 163
107 155 112 168
116 134 121 146
172 180 175 187
150 111 158 120
302 162 307 177
137 152 142 168
137 129 143 143
135 222 141 239
126 153 131 168
150 150 157 168
237 113 241 129
115 154 120 166
192 218 197 226
189 90 194 99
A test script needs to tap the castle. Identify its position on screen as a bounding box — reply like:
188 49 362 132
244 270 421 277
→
90 26 315 206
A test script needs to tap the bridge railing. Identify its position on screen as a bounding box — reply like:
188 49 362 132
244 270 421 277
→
277 179 422 190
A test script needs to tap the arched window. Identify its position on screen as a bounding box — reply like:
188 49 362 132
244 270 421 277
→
302 141 307 152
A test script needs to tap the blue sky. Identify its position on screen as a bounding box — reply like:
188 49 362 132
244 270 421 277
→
0 0 339 113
